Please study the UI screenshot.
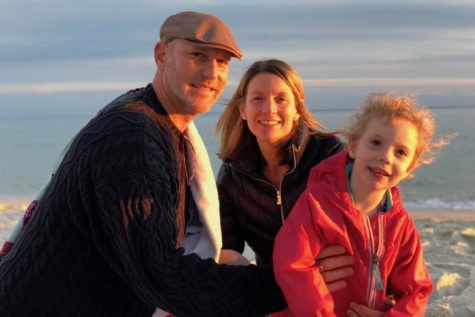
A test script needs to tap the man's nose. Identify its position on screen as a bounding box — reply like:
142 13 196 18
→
201 60 218 80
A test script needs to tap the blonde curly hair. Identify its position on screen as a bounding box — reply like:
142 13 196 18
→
341 92 451 177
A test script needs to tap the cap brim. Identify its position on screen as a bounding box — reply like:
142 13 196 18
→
185 39 243 60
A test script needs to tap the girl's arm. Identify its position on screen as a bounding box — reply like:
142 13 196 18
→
385 216 433 316
273 193 337 317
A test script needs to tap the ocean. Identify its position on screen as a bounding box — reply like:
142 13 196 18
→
0 105 474 213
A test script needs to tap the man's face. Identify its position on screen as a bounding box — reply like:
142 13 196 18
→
159 39 231 116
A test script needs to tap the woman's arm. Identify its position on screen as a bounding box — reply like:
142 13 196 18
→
216 164 246 253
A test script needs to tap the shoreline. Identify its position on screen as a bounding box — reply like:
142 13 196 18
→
409 209 475 221
1 209 475 316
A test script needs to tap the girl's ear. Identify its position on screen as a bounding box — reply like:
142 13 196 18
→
348 140 357 159
293 113 300 121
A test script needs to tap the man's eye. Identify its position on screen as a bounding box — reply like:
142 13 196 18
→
217 58 230 66
191 52 204 58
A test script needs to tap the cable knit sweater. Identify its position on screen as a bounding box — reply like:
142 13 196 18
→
0 84 285 317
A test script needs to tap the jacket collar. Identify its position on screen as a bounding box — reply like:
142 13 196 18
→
229 124 312 178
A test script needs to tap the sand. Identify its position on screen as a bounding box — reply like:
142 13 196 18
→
1 208 474 316
409 210 475 316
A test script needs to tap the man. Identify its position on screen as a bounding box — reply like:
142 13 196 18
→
0 11 286 316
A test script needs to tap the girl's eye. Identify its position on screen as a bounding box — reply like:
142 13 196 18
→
275 96 288 104
396 149 408 157
370 139 381 146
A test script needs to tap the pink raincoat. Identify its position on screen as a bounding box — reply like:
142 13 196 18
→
273 152 433 316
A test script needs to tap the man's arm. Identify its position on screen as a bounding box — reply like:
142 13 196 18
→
77 116 285 316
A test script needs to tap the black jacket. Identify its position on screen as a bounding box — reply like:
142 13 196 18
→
217 126 342 265
0 84 285 317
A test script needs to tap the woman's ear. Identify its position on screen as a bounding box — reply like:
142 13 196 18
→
238 102 246 120
293 113 300 121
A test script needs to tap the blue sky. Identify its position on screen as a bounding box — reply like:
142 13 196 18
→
0 0 474 115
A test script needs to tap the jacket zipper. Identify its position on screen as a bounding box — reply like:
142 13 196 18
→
277 146 297 225
236 145 298 225
364 213 385 308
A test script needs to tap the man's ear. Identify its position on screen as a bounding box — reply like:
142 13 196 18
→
154 42 167 67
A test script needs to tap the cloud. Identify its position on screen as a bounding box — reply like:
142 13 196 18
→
0 0 474 106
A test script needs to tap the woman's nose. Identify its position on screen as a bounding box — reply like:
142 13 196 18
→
261 98 278 114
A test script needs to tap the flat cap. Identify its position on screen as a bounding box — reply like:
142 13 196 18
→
160 11 243 60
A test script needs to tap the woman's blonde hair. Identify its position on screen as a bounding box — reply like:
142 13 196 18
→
342 92 450 175
215 59 332 161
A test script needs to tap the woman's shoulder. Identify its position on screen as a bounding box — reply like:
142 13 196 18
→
302 134 343 163
309 134 343 149
216 161 234 185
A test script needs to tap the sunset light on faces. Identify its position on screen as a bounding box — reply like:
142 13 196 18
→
348 117 419 214
155 39 231 129
239 73 299 149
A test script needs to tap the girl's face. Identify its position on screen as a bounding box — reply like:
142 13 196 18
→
348 116 418 197
239 73 300 147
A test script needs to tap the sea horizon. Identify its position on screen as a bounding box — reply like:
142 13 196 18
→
1 104 474 213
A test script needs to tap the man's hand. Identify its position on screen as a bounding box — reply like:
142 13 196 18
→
219 249 251 265
347 302 385 317
316 245 354 292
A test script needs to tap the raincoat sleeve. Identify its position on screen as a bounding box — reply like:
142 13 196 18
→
273 192 337 317
385 216 433 316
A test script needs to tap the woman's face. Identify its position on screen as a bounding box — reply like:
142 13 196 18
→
240 73 299 147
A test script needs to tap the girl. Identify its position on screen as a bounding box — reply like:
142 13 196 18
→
274 92 448 316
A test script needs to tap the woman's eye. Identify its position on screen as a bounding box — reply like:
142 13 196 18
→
275 97 287 104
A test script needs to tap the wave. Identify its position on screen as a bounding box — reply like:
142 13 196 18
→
0 199 31 213
405 199 475 211
1 198 475 214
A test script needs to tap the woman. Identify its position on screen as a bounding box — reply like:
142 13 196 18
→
216 59 352 288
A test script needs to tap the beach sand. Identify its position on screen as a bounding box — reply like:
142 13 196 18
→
1 208 475 316
409 210 475 317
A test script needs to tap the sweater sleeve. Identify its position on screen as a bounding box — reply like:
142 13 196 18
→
273 191 337 317
216 164 246 254
385 216 433 317
75 114 286 316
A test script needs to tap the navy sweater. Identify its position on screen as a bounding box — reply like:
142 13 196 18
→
0 84 285 317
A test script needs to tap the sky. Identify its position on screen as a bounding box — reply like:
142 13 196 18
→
0 0 474 116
